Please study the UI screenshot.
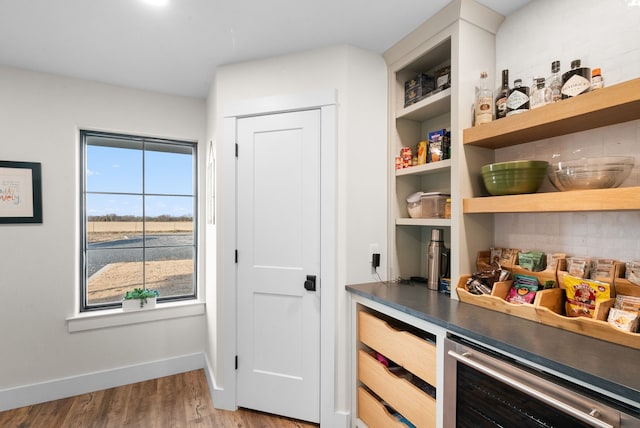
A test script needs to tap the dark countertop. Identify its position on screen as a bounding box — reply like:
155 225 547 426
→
346 281 640 405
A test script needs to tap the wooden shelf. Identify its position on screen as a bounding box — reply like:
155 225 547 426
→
463 78 640 149
396 88 451 122
463 186 640 213
396 159 451 177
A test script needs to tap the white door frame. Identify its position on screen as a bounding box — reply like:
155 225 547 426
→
218 90 339 425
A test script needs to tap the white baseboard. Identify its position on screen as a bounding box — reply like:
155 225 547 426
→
328 410 351 427
0 353 205 412
203 353 237 411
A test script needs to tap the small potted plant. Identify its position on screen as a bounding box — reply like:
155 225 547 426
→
122 288 160 311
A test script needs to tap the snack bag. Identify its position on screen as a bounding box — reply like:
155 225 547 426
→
564 275 610 318
506 274 538 304
607 308 640 333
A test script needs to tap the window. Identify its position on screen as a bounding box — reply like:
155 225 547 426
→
80 130 197 311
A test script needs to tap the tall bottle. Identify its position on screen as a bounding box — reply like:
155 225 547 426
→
495 69 510 119
561 59 591 99
530 78 551 109
475 71 493 125
547 60 562 103
506 79 530 116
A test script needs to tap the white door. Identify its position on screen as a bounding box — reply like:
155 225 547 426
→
236 109 321 423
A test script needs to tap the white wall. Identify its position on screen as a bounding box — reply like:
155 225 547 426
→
0 65 207 404
492 0 640 261
206 45 388 417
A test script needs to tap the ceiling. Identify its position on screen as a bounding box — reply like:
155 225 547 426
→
0 0 530 98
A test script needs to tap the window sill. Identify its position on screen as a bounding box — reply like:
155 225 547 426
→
66 300 205 333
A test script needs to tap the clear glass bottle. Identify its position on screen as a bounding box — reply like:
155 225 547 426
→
475 71 493 125
495 69 510 120
506 79 530 116
530 78 551 109
561 59 591 99
547 60 562 103
591 67 604 90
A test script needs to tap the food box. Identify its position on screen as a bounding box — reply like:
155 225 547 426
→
433 66 451 91
406 192 450 219
427 129 450 162
404 73 435 107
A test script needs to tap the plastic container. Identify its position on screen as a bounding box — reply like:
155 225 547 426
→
406 192 450 218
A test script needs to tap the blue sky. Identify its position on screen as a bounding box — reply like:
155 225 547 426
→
86 145 194 218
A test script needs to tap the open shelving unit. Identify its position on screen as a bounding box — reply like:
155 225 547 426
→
462 78 640 214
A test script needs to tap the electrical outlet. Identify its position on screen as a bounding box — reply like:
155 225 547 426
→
368 243 379 263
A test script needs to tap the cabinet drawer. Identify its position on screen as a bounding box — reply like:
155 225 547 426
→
358 350 436 428
357 387 407 428
358 311 437 386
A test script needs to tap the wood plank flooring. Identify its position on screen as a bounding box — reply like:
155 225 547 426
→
0 370 320 427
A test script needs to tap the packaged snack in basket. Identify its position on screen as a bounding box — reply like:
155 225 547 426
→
545 253 566 272
615 294 640 312
506 274 539 304
518 251 546 271
607 308 640 332
626 261 640 285
564 275 610 318
566 257 591 278
590 258 616 280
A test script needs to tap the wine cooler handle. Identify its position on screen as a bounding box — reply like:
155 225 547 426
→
448 350 614 428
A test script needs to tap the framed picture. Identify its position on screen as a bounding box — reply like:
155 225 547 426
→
0 161 43 224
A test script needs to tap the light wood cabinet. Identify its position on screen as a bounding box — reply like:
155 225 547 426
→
355 308 437 428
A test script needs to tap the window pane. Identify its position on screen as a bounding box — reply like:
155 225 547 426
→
145 247 195 299
86 144 142 193
82 131 197 311
86 248 144 305
86 194 143 245
145 148 193 195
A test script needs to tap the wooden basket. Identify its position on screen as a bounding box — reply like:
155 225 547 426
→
457 264 640 349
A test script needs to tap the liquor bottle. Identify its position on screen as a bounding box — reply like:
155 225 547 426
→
591 68 604 90
506 79 530 116
547 60 562 103
475 71 493 125
530 78 551 109
495 69 509 119
561 59 591 99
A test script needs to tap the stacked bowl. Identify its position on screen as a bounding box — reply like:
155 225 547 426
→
547 156 634 191
481 160 549 196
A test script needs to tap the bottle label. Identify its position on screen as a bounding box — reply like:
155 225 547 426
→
475 95 493 124
562 74 590 97
506 90 529 109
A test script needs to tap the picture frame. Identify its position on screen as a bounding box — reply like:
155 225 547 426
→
0 161 43 224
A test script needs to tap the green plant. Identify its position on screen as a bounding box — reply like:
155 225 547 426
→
123 288 160 308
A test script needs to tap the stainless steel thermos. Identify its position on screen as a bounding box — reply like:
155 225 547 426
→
427 228 449 290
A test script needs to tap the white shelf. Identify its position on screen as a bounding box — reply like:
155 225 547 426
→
396 159 451 177
396 88 451 122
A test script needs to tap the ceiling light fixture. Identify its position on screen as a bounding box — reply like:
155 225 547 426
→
141 0 169 7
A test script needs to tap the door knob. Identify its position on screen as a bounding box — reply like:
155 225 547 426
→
304 275 317 291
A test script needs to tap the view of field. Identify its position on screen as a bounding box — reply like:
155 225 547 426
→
87 221 193 242
86 221 194 305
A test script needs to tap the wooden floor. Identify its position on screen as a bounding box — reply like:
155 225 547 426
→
0 370 320 427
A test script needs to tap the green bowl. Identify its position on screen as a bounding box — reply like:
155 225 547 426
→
481 160 549 196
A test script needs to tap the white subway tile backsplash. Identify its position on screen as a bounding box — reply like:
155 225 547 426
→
491 0 640 264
